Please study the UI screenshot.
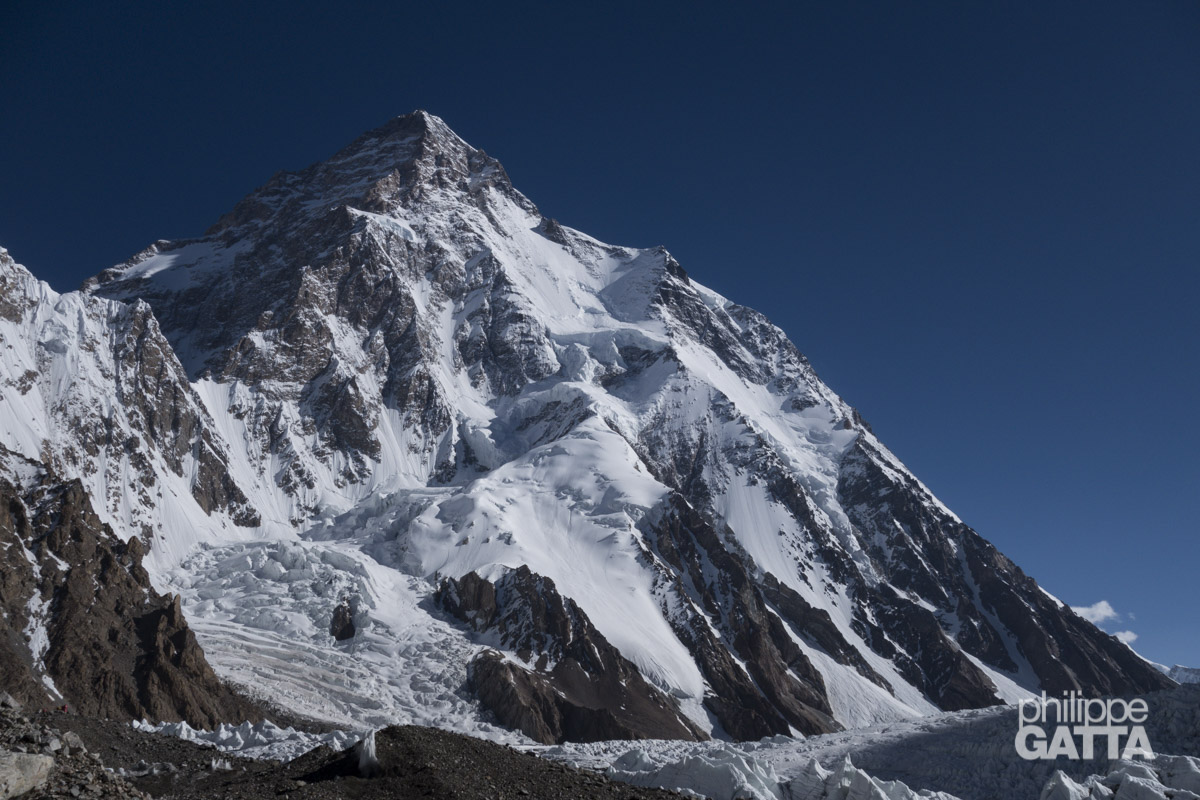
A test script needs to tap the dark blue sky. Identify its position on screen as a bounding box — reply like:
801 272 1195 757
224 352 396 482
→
2 2 1197 666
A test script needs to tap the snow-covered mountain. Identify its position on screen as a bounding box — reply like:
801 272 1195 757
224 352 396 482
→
1 111 1170 740
1153 664 1200 685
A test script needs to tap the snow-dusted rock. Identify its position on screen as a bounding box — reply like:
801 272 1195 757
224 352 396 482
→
1111 775 1167 800
0 247 259 569
599 749 963 800
438 567 706 743
787 757 963 800
0 450 263 725
1151 664 1200 685
1039 771 1092 800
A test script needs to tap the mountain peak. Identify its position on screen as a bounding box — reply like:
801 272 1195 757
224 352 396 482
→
199 111 527 238
0 246 50 321
340 109 463 162
0 246 19 275
66 114 1175 744
375 108 453 138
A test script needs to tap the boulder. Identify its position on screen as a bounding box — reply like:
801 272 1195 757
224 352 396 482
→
330 600 356 641
0 751 53 800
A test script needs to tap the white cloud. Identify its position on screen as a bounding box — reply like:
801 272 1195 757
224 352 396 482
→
1071 601 1139 648
1072 600 1118 625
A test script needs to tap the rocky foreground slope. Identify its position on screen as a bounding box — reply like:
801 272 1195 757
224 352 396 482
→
0 694 687 800
0 110 1173 744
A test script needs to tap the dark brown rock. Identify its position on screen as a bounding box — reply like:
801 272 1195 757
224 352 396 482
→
0 456 264 728
437 567 706 744
837 434 1174 703
641 494 841 739
330 600 356 641
760 572 892 692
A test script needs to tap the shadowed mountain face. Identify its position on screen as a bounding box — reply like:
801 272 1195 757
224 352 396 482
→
1 112 1171 741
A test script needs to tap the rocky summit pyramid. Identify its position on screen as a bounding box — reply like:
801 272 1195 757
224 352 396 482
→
1 111 1170 742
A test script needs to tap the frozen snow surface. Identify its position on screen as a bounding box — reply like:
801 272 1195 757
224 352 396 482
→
134 685 1200 800
132 719 362 763
1038 758 1200 800
164 537 522 740
540 684 1200 800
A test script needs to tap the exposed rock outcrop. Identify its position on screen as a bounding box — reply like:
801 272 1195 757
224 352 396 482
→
0 450 262 727
330 600 356 641
837 434 1174 702
641 494 842 739
437 567 706 744
0 247 259 554
0 750 53 800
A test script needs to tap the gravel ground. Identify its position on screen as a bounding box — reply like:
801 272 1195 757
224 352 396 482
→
3 706 693 799
1 706 149 799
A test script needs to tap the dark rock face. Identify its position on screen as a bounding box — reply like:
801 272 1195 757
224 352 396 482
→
0 523 46 711
0 454 262 727
0 249 37 323
758 573 890 693
112 301 260 528
436 568 706 744
958 530 1167 697
855 582 1002 711
330 600 356 641
640 495 840 739
836 435 1173 701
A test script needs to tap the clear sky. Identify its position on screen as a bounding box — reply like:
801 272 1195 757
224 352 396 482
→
2 2 1197 666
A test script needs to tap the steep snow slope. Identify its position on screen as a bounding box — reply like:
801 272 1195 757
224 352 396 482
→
4 109 1158 739
0 247 260 567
